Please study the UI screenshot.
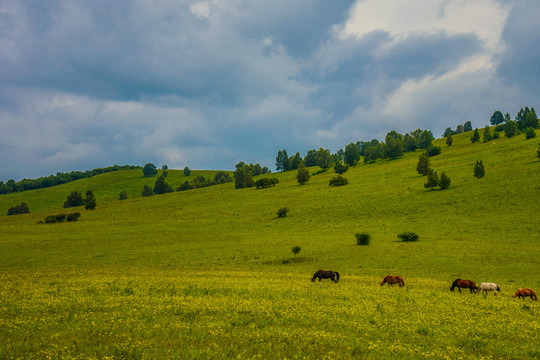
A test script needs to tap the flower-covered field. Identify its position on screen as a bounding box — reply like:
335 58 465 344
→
1 267 538 359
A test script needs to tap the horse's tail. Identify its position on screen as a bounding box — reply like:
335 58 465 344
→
450 279 460 291
335 272 340 283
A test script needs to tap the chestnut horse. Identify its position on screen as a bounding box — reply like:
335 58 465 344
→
513 288 537 301
311 270 340 283
380 275 405 287
450 279 477 293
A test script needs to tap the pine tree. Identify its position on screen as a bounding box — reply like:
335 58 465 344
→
424 169 439 190
471 128 480 143
417 154 430 176
439 172 451 190
474 160 485 178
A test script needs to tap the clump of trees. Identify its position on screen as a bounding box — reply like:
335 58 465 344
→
234 162 270 189
7 202 29 215
153 176 173 195
177 172 233 192
64 191 96 209
0 165 140 195
424 169 451 190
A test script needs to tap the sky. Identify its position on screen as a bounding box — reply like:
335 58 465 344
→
1 0 539 181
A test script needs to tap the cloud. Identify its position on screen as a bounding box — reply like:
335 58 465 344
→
0 0 538 180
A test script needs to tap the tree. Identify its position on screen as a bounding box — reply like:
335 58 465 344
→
504 120 518 138
385 136 404 159
504 112 511 123
275 149 289 172
424 169 439 190
142 185 154 197
446 134 453 146
289 152 302 170
64 191 84 208
398 232 419 242
490 110 504 125
183 167 191 176
296 164 311 185
153 175 173 194
471 128 480 143
483 125 492 143
291 246 301 257
474 160 485 179
303 149 317 167
84 190 96 210
417 154 430 176
418 130 434 149
316 148 334 169
439 172 451 190
425 145 441 157
233 163 254 189
143 163 158 177
456 124 465 134
464 121 473 132
214 171 232 184
344 143 360 166
525 127 536 139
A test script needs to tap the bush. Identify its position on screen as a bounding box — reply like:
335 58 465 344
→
425 145 441 157
64 191 84 208
525 127 536 139
355 233 371 245
334 162 349 174
329 175 348 186
255 178 278 189
398 232 419 242
291 246 301 257
7 202 30 215
142 185 154 197
66 212 81 222
277 207 289 218
474 160 485 179
119 191 128 200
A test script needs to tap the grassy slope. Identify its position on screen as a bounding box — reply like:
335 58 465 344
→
0 131 539 359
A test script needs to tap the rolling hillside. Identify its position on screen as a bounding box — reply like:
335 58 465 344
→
0 130 539 359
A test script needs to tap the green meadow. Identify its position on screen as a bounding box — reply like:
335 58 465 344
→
0 131 539 359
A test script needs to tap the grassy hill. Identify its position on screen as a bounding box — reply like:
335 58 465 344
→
0 131 539 359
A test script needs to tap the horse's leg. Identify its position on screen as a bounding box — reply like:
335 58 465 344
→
458 287 462 293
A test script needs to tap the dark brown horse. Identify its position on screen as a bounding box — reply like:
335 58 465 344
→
513 288 537 300
450 279 477 293
311 270 340 283
380 275 405 287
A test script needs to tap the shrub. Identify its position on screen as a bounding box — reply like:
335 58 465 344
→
255 178 278 189
66 212 81 222
291 246 301 257
142 185 154 197
398 232 419 242
277 207 289 218
355 233 371 245
329 175 348 186
334 161 349 174
85 190 96 210
183 166 191 176
7 202 30 215
425 145 441 157
296 164 311 185
525 127 536 139
119 191 128 200
177 181 191 192
64 191 84 208
424 169 439 190
44 215 58 223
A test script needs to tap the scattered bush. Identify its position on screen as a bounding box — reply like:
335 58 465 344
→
334 161 349 174
398 232 419 242
525 127 536 139
64 191 84 208
355 233 371 246
119 191 128 200
329 175 348 187
277 207 289 218
7 202 29 215
296 164 311 185
255 178 278 189
142 185 154 197
291 246 301 257
425 145 441 157
474 160 485 179
43 213 79 223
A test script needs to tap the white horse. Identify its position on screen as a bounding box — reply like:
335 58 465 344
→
476 283 501 295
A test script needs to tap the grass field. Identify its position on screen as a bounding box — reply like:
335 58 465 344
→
0 131 539 359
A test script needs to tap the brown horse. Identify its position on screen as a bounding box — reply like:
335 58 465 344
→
380 275 405 287
513 288 537 301
311 270 340 283
450 279 477 293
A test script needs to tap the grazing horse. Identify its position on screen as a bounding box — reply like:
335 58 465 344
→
476 282 501 295
513 288 537 301
450 279 477 293
311 270 340 283
380 275 405 287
